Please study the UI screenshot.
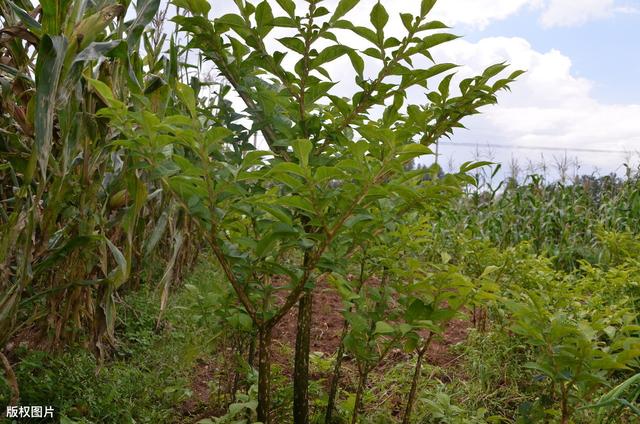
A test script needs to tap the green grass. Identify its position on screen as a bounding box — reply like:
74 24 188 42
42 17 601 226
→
1 258 224 423
3 249 638 423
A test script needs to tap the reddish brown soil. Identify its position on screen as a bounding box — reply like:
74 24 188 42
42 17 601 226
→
272 280 346 370
183 278 472 421
180 358 217 420
271 279 470 368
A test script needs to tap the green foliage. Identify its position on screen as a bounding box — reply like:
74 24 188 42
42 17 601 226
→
89 1 520 420
11 2 640 424
454 171 640 270
0 284 203 422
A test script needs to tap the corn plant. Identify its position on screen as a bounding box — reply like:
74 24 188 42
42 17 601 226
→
0 0 203 405
454 169 640 271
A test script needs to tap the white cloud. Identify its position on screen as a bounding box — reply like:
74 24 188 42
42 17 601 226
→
203 0 633 31
432 0 635 29
431 0 541 30
540 0 615 28
430 37 640 174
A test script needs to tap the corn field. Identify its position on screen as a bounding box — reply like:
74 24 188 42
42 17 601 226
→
0 0 203 358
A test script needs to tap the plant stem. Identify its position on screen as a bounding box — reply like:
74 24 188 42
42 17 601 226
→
401 334 433 424
560 383 570 424
257 325 273 424
325 319 349 424
293 289 313 424
326 253 367 423
351 367 369 424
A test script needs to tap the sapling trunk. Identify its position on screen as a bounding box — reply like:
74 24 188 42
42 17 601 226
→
326 254 368 424
401 350 425 424
257 326 273 424
293 290 312 424
560 383 570 424
325 320 349 424
401 334 433 424
248 335 256 368
351 366 369 424
350 267 390 424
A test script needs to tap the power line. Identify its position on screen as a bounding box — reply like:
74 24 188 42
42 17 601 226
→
438 142 638 155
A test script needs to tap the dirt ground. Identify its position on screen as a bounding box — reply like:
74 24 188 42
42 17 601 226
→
182 279 471 422
271 279 470 368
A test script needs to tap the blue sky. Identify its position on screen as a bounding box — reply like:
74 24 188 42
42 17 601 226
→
467 3 640 105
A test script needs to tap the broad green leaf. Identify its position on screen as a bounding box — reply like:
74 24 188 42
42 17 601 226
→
257 204 293 225
256 232 281 257
419 21 450 31
275 0 296 17
72 41 123 64
413 63 459 83
278 37 305 54
374 321 395 335
272 161 307 178
400 13 414 32
483 62 509 79
216 13 245 28
241 150 272 169
480 265 500 279
336 23 377 45
292 139 313 167
524 362 556 379
35 35 67 179
277 196 315 214
370 2 389 34
347 49 364 77
399 144 433 158
331 0 359 22
7 0 42 35
207 127 233 143
313 45 351 68
271 16 297 27
106 238 129 289
421 0 438 17
176 82 197 118
344 214 373 228
128 0 161 52
144 208 170 256
422 33 460 50
172 0 211 16
40 0 62 33
314 166 345 183
255 1 274 36
460 161 493 173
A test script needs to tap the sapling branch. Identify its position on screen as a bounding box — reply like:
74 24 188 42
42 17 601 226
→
402 332 435 424
335 12 425 133
326 250 369 423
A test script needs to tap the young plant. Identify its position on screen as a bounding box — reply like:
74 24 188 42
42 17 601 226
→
98 0 523 422
507 291 640 423
393 218 474 424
